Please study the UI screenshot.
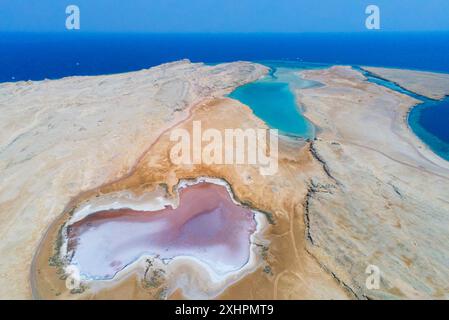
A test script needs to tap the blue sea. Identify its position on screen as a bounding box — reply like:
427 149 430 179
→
1 32 448 160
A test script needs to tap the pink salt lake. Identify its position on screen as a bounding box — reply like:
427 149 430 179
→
67 182 257 279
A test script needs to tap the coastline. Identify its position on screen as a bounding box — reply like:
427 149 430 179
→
44 177 270 300
360 66 449 166
362 66 449 100
404 101 449 170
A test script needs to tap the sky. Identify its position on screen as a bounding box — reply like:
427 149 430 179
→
1 0 449 33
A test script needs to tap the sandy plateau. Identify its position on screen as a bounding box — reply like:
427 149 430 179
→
1 61 448 299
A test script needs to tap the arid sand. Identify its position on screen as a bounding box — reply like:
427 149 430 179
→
0 60 268 299
362 66 449 100
32 98 348 300
2 60 449 299
298 66 449 299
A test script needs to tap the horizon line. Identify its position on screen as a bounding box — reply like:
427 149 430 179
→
2 30 449 35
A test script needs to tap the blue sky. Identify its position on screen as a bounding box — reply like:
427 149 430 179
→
1 0 449 33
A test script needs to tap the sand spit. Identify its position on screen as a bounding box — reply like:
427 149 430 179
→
298 66 449 299
0 60 268 299
362 66 449 100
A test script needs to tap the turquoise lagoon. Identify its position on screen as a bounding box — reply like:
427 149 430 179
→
228 61 325 138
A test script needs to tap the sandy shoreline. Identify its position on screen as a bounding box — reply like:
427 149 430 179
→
50 177 270 300
362 66 449 100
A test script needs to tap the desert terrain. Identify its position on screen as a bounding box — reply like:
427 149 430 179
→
1 61 448 299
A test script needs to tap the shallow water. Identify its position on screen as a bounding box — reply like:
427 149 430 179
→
228 62 321 138
67 182 256 280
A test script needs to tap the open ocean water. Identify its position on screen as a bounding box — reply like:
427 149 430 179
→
1 32 448 160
